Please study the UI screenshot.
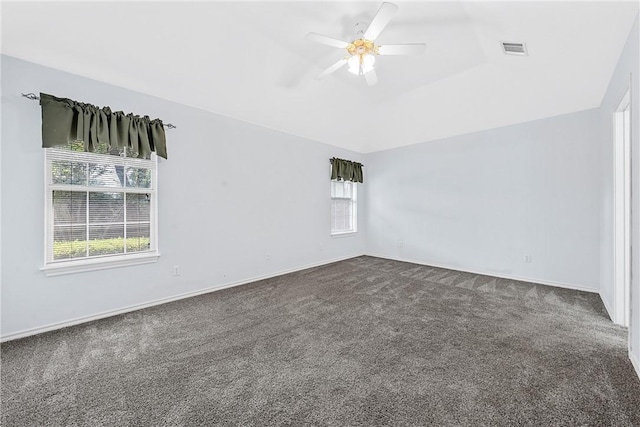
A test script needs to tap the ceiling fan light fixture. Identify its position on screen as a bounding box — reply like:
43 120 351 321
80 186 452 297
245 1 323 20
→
347 53 375 75
362 54 375 73
347 55 360 74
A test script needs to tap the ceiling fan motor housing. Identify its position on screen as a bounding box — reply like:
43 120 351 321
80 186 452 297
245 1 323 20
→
346 39 379 57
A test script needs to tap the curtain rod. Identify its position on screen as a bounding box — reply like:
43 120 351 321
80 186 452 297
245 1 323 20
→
329 158 364 167
21 93 177 129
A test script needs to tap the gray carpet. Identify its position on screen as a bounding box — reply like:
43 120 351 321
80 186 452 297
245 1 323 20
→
2 256 639 426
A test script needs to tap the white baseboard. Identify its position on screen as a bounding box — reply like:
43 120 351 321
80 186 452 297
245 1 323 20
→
630 349 640 381
1 254 364 343
365 253 599 294
600 292 615 322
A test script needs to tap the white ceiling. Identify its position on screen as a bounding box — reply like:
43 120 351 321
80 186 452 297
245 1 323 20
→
2 1 638 153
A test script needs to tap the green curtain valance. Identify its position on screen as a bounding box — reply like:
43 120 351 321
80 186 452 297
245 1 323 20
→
40 92 168 159
330 157 363 183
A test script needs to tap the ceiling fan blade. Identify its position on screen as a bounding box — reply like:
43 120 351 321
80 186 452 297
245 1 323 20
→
363 2 399 41
364 69 378 86
306 32 350 49
317 58 348 79
378 43 427 56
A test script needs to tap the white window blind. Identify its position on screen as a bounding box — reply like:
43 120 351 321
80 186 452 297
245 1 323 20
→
331 180 357 234
44 142 158 271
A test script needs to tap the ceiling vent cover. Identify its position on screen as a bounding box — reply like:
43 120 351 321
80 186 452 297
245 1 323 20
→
501 42 528 56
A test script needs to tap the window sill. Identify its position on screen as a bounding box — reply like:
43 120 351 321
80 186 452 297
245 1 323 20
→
41 252 160 276
331 231 358 238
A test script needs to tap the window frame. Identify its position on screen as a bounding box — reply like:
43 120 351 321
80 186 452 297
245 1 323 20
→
330 179 358 236
42 147 160 276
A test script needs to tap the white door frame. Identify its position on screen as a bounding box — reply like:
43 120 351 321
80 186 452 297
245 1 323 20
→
613 80 632 327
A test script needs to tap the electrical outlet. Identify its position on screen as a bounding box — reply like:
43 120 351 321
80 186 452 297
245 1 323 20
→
172 265 181 276
265 252 271 261
524 255 532 263
398 239 404 248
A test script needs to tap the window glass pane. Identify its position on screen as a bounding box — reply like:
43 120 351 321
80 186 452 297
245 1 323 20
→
332 199 353 232
89 164 125 187
89 192 124 223
344 182 352 198
92 141 109 155
346 216 353 230
331 181 343 198
52 161 87 185
67 141 85 152
126 146 138 158
126 168 152 188
331 181 353 198
89 224 124 256
53 191 87 224
128 145 152 160
126 223 151 253
126 193 151 221
92 141 125 157
47 144 157 265
53 225 87 260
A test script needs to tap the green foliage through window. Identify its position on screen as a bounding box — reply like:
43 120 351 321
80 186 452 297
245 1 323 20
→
53 237 150 260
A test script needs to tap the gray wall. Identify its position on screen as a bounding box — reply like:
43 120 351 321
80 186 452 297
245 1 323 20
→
365 108 602 291
1 55 366 338
598 13 639 371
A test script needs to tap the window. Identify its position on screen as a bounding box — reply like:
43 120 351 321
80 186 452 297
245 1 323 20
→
43 141 158 275
331 180 357 235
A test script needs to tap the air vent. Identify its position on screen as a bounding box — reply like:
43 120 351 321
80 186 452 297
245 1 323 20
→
501 42 528 56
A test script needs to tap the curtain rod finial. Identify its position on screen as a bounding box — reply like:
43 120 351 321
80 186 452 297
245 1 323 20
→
21 92 40 101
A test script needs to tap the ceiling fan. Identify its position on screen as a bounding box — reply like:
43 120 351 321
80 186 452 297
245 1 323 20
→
306 2 426 86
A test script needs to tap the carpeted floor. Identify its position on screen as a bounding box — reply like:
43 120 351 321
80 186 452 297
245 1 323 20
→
2 256 640 426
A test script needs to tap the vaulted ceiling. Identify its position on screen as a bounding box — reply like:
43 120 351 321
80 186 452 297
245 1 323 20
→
2 1 638 153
